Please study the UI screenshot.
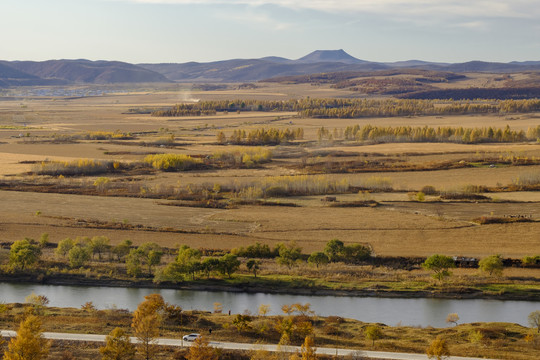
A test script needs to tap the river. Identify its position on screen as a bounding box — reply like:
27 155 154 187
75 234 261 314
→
1 283 538 327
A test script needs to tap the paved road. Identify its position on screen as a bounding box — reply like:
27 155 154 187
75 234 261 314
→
1 330 497 360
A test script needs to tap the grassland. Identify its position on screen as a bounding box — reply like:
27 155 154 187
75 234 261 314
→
0 83 539 273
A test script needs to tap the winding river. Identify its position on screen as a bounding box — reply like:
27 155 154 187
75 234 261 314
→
1 283 539 327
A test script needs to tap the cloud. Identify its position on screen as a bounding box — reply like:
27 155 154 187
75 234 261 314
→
120 0 539 19
214 11 292 31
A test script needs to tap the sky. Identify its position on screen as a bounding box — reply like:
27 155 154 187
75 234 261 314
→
1 0 539 63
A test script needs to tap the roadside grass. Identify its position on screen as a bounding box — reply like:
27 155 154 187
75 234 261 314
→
0 302 538 359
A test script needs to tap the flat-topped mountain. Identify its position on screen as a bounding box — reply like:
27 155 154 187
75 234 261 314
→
297 49 366 64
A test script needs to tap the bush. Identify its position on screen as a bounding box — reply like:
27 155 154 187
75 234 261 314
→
421 185 438 195
522 256 540 266
232 243 275 258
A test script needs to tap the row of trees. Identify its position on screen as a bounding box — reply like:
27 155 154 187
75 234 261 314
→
334 124 535 144
217 127 304 145
6 236 516 281
153 98 540 118
299 98 540 118
152 100 301 117
145 148 274 171
423 254 505 281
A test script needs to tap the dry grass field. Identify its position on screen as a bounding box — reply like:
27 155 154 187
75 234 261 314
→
1 83 539 260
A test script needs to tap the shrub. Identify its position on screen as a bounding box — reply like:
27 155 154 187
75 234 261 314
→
421 185 438 195
523 256 540 266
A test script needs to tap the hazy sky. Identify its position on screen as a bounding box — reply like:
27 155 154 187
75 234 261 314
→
2 0 539 63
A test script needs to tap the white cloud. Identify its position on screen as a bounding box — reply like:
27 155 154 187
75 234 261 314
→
214 11 292 31
118 0 539 19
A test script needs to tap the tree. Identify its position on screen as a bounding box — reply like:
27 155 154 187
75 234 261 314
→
131 295 164 360
90 236 111 261
186 336 218 360
138 242 164 275
68 245 91 268
276 242 302 269
216 131 227 144
422 254 455 282
342 244 371 263
364 325 383 346
246 259 261 277
99 327 136 360
201 257 220 279
478 254 504 277
4 314 50 360
258 304 271 317
300 336 317 360
307 252 329 268
126 249 143 277
9 239 41 270
24 293 49 315
324 239 344 262
528 311 540 333
113 239 132 262
446 313 459 326
55 237 74 258
38 233 49 248
176 245 202 280
219 254 241 278
132 314 159 360
426 336 450 360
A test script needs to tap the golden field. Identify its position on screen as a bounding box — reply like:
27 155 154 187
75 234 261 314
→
1 83 539 259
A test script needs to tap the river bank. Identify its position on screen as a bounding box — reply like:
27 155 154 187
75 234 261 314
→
0 298 538 360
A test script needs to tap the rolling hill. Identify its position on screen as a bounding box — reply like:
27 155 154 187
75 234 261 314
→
1 50 539 87
0 59 170 86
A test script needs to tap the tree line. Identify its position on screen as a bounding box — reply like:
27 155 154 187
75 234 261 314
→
329 124 536 144
152 98 540 118
217 127 304 145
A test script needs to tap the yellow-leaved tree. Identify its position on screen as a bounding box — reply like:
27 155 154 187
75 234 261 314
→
186 336 218 360
131 294 165 360
99 327 136 360
4 314 50 360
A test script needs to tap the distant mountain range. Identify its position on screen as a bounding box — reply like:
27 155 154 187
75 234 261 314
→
1 50 539 86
